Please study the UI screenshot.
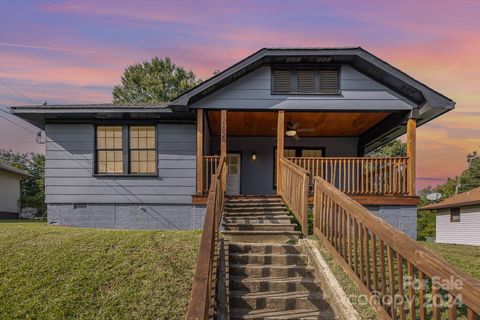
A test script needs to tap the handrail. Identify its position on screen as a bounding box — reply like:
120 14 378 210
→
312 176 480 319
203 155 221 194
288 156 409 196
187 155 227 320
278 156 310 235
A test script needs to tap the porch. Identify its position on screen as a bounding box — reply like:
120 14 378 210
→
193 110 418 206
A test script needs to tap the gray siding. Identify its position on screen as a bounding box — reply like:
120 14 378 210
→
0 171 21 213
211 136 358 195
45 123 196 204
191 65 416 110
366 205 417 239
436 207 480 245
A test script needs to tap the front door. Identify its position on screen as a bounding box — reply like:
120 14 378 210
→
226 153 241 195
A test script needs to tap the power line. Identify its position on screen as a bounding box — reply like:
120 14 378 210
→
0 113 38 135
0 79 38 104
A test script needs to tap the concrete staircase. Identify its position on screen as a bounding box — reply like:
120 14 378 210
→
223 196 338 320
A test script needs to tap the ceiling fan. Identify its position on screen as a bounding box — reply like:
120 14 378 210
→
285 122 315 141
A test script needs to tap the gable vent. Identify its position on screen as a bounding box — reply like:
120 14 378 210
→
272 70 291 93
297 70 316 93
319 70 339 93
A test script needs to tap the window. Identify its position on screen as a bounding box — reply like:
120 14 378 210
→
273 147 325 187
95 125 157 175
450 208 461 222
96 126 124 174
129 126 157 174
272 68 339 94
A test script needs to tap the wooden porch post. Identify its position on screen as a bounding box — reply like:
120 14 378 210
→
406 118 416 196
276 111 285 194
220 110 227 159
196 109 204 194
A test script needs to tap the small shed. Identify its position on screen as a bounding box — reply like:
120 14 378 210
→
0 163 30 219
423 187 480 245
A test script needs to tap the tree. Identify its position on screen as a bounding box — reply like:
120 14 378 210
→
112 57 201 104
0 149 45 215
367 139 406 157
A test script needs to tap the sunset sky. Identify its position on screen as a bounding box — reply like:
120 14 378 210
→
0 0 479 190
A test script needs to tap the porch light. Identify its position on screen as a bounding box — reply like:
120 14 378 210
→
286 129 297 137
251 152 257 161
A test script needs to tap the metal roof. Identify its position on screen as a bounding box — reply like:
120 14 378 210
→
423 187 480 210
0 162 31 177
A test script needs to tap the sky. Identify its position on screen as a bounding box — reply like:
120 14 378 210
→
0 0 479 190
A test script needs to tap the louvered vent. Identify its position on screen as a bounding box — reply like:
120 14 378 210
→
272 70 291 93
319 70 339 93
297 70 316 93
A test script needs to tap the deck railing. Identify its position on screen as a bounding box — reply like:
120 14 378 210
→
203 155 221 194
278 156 310 235
187 155 227 320
287 157 409 196
312 176 480 320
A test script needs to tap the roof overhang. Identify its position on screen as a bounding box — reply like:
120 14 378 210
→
11 104 195 128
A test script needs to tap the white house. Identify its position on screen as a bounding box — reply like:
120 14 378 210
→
0 163 30 219
423 187 480 246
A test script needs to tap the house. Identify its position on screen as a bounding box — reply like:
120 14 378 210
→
423 187 480 245
0 162 30 219
12 47 454 237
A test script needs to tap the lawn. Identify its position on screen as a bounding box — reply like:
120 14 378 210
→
0 221 201 320
422 242 480 280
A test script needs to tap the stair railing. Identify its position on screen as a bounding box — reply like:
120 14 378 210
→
278 156 310 235
187 155 227 320
312 176 480 320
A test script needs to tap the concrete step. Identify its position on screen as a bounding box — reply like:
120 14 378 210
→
224 223 296 232
230 308 337 320
230 264 314 278
225 201 284 207
230 253 309 265
229 243 304 255
223 216 293 224
230 275 321 292
223 230 301 243
227 197 281 202
229 290 331 311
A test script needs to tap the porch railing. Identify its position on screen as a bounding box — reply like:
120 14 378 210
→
187 155 227 319
312 176 480 320
278 156 309 235
203 155 220 194
287 157 409 196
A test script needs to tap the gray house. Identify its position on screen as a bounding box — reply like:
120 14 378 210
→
0 162 30 219
12 47 454 237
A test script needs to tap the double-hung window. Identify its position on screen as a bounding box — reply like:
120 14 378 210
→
95 125 157 175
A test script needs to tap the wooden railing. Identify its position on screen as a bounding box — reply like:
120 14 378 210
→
278 156 309 235
187 155 227 320
312 176 480 320
203 155 220 194
287 157 409 196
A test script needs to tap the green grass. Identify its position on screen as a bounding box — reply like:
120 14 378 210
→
422 242 480 280
0 221 201 320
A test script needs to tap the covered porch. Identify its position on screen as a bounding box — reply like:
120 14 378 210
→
194 109 418 206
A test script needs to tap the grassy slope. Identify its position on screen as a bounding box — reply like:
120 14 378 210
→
0 221 200 320
422 242 480 279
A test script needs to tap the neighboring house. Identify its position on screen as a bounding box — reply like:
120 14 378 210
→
0 162 30 219
423 187 480 245
12 47 454 237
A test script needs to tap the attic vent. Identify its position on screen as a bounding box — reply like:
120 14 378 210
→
272 70 291 93
297 70 316 93
319 70 339 93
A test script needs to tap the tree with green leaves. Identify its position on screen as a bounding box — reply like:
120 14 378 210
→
367 139 406 157
112 57 201 104
0 149 45 215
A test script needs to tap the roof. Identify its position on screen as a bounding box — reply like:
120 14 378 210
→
0 162 31 177
11 103 169 110
423 187 480 210
171 47 455 112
